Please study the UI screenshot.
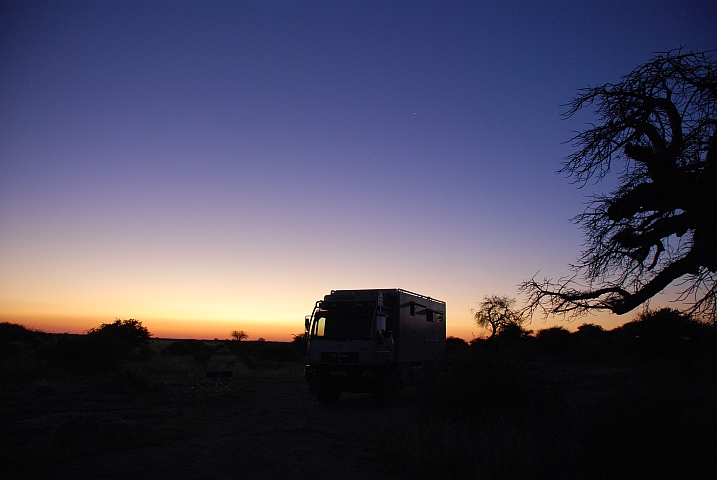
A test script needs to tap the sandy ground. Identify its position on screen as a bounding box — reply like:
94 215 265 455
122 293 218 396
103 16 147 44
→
1 362 404 479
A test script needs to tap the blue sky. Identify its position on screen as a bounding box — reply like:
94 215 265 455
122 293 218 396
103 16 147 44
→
1 1 715 339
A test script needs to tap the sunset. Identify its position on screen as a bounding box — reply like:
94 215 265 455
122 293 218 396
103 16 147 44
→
4 1 712 341
2 1 716 478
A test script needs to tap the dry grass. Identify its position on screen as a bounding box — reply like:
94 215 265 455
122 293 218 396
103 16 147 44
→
376 344 717 479
0 332 306 475
3 315 716 479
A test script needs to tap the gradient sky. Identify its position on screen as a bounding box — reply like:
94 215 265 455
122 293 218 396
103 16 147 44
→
1 1 715 340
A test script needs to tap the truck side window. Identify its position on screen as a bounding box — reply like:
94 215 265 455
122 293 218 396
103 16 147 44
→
436 313 443 322
410 304 415 316
426 311 434 322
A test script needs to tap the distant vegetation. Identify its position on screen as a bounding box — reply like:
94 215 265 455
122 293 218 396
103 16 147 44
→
43 319 152 373
3 309 716 478
378 307 717 479
0 320 306 378
230 329 248 341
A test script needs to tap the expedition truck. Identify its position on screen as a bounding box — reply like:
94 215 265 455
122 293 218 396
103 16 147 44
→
304 289 446 404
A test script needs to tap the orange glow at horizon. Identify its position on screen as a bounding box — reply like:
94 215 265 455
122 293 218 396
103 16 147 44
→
0 313 303 342
1 306 628 342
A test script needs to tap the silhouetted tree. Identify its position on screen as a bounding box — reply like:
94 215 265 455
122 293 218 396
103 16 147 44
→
88 318 151 348
230 330 248 341
521 49 717 322
472 295 526 339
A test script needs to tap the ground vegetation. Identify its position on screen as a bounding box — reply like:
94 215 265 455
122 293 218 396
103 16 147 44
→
2 310 716 479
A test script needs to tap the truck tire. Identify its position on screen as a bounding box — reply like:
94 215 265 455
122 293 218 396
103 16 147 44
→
315 386 341 405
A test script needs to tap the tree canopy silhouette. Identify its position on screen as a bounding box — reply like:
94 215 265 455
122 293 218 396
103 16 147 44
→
472 295 525 339
521 49 717 321
88 318 151 347
231 329 248 341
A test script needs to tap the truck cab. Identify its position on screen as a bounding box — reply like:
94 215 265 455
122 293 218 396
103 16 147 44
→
304 289 445 404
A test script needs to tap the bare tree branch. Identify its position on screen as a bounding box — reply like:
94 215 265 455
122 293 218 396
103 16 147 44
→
521 49 717 322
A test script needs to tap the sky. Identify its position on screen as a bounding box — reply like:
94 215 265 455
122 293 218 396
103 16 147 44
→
1 1 715 341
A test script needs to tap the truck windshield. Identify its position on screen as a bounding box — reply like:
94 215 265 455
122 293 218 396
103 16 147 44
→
312 305 374 339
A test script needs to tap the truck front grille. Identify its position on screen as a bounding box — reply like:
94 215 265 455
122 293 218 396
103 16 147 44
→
320 352 359 363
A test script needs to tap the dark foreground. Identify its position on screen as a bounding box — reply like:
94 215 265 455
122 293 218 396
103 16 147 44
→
1 359 402 480
5 352 717 480
3 313 717 479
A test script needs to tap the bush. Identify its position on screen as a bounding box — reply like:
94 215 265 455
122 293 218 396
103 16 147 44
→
576 323 604 337
0 322 37 343
43 319 152 374
496 323 529 345
618 308 708 359
291 333 308 355
88 319 151 348
0 322 40 358
535 326 573 358
446 336 469 350
573 323 608 363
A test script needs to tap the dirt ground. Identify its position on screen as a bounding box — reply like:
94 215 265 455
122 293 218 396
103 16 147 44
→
1 362 405 480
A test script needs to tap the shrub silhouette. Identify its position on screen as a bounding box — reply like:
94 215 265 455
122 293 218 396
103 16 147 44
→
44 319 151 373
446 336 469 350
0 322 37 343
535 326 573 358
575 323 604 337
291 333 308 355
496 322 529 346
0 322 42 358
619 308 705 358
573 323 608 362
87 319 150 348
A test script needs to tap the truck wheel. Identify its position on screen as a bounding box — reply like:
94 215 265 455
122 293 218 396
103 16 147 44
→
315 387 341 405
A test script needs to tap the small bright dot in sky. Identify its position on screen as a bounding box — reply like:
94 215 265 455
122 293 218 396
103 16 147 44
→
0 1 714 340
